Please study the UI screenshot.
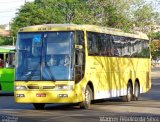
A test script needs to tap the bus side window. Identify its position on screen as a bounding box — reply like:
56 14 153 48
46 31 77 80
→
5 54 9 68
99 34 112 56
5 53 15 68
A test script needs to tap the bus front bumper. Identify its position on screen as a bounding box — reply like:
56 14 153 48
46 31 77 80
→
14 90 80 103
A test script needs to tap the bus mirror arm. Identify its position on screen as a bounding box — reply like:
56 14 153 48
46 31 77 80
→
75 45 83 50
75 64 80 67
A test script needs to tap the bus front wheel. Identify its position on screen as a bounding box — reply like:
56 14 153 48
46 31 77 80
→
33 103 45 110
79 85 92 109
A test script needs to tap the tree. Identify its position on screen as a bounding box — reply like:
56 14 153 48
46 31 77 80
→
132 0 160 34
11 0 89 36
11 0 160 36
81 0 135 31
11 0 134 36
134 4 154 26
0 24 7 29
153 12 160 25
0 37 13 45
150 40 160 60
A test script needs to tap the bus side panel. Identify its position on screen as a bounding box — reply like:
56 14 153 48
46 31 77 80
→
85 56 151 100
85 56 109 99
0 68 14 92
1 82 14 92
85 56 129 100
132 58 151 93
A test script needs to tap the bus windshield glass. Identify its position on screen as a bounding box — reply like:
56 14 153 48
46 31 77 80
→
16 32 74 81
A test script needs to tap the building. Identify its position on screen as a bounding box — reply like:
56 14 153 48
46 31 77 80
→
0 29 11 37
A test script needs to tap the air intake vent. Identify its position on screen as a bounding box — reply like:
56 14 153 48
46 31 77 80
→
43 86 55 89
28 86 39 89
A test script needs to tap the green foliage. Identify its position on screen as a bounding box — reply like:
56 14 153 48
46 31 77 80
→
150 39 160 59
11 0 160 37
0 36 13 45
11 0 135 36
134 4 154 26
150 32 160 40
132 0 160 33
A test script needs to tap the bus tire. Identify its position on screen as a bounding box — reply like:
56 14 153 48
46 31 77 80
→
123 82 133 102
33 103 45 110
132 82 140 101
79 85 92 109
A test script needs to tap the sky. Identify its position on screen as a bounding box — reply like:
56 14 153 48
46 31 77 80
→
0 0 159 27
0 0 34 26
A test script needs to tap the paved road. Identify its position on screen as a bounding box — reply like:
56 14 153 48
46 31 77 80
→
0 66 160 122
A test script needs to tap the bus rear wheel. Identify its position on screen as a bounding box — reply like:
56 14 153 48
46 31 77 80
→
132 82 140 101
79 85 92 109
123 82 133 102
33 103 45 110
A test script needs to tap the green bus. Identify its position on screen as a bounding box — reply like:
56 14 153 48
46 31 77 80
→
0 46 15 93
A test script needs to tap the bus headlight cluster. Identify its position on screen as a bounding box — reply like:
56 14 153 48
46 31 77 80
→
55 85 73 91
15 86 27 90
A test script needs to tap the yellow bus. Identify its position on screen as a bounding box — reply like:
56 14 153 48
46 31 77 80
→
14 24 151 109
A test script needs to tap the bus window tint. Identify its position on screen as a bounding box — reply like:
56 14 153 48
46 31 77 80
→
99 34 111 56
87 32 111 56
111 36 126 56
76 31 85 46
87 32 99 55
130 39 150 58
87 32 150 58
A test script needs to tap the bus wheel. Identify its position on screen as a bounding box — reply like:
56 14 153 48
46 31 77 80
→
79 85 92 109
132 82 140 101
123 82 133 102
33 103 45 110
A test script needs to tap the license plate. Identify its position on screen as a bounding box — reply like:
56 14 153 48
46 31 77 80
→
36 93 46 97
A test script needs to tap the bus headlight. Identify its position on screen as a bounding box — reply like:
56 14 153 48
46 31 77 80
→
15 86 27 90
55 85 73 91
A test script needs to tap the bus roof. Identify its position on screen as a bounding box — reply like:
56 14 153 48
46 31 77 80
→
0 45 15 53
19 24 149 40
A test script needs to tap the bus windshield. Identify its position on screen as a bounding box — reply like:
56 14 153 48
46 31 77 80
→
16 32 74 81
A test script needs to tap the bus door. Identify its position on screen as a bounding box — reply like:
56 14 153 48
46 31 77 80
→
75 31 85 83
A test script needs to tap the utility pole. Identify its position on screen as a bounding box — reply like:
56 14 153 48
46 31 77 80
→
12 37 15 46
